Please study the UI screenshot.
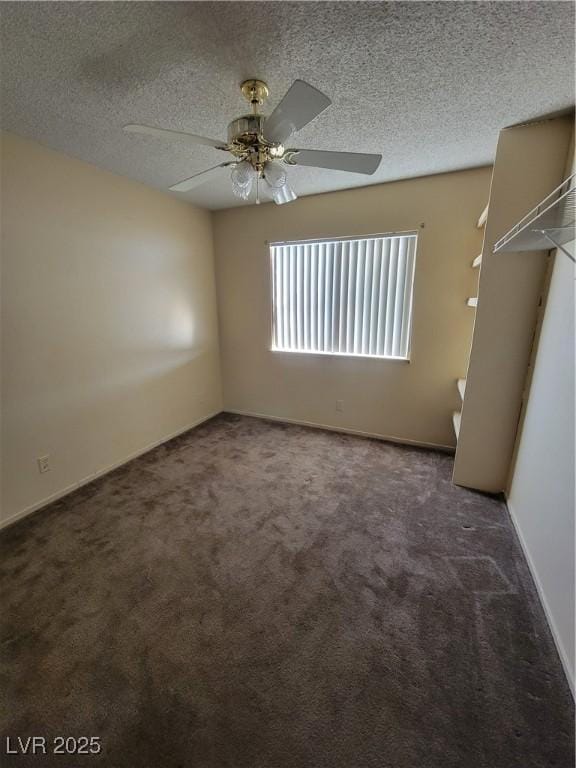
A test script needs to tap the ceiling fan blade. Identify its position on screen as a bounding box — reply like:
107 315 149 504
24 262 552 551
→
287 148 382 175
169 162 235 192
263 80 331 144
124 124 226 149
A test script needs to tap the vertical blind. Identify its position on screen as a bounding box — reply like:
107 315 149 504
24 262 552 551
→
270 233 417 359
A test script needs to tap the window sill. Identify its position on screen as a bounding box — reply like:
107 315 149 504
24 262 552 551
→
271 347 410 362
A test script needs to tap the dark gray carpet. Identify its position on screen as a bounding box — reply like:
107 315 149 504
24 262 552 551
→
1 413 573 767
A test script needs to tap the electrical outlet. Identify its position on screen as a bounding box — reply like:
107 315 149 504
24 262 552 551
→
37 455 50 474
335 400 344 413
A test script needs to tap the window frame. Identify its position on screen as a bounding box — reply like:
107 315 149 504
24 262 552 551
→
267 230 419 362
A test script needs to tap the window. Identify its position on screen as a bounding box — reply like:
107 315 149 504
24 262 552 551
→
270 232 417 360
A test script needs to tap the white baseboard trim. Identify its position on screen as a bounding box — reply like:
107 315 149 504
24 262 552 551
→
225 408 455 453
0 410 222 532
506 496 575 696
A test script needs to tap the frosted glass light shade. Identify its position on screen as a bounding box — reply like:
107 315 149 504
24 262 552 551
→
271 184 297 205
231 160 255 200
263 161 287 189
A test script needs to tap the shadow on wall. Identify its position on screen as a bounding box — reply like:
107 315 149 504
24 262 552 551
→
35 348 212 408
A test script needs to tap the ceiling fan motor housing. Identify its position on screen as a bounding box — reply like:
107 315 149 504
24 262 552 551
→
227 114 264 146
227 114 286 172
226 80 288 170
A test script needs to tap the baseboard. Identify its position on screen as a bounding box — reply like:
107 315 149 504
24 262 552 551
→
225 408 455 453
0 410 222 532
506 496 575 696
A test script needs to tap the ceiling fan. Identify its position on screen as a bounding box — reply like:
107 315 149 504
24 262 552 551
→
124 79 382 205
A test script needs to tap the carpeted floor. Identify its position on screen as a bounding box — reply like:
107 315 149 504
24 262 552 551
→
1 413 573 767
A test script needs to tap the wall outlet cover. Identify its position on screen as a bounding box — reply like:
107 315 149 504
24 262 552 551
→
37 455 50 474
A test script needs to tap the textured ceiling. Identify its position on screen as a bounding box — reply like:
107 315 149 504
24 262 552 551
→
1 1 574 210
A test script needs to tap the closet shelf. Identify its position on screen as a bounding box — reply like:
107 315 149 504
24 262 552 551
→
493 173 575 261
472 254 482 268
477 204 489 229
467 297 478 307
457 378 466 401
452 411 461 439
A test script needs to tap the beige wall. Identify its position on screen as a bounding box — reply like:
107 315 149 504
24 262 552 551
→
0 133 222 524
213 167 491 448
507 236 575 692
507 135 575 692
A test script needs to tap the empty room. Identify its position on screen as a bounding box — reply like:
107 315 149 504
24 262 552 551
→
0 2 574 766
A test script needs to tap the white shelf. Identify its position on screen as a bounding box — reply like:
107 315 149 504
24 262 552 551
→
477 203 489 229
457 378 466 401
472 253 482 268
452 411 461 439
467 297 478 307
494 173 575 259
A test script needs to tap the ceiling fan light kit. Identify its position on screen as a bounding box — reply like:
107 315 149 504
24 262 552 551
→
124 79 382 205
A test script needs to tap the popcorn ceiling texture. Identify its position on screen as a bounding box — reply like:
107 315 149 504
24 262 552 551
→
0 414 574 767
0 1 574 210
